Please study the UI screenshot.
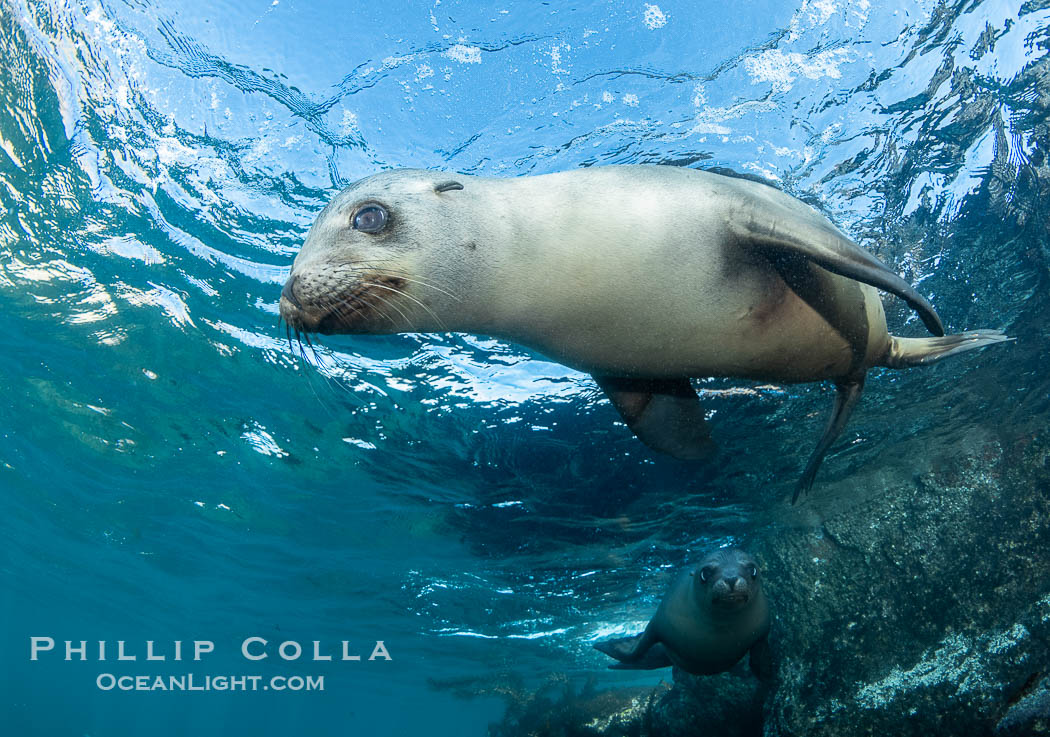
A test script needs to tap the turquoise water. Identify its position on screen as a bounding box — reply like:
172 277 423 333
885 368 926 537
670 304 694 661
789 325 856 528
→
2 0 1048 734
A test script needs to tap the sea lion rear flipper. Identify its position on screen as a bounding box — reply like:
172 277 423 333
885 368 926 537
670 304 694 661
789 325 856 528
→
729 185 945 336
793 375 866 503
594 376 715 460
881 330 1013 368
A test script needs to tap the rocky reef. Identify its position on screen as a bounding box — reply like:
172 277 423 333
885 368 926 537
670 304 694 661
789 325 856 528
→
760 423 1050 737
484 423 1050 736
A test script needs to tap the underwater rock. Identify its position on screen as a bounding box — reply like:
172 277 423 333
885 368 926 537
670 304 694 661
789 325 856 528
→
759 426 1050 737
481 420 1050 737
520 426 1050 737
481 669 765 737
479 674 667 737
997 675 1050 736
648 669 766 737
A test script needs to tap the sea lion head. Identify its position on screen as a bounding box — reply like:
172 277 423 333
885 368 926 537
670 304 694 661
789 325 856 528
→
692 548 762 614
279 169 474 336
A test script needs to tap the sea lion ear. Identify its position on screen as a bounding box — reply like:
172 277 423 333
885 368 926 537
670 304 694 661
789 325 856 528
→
434 180 464 193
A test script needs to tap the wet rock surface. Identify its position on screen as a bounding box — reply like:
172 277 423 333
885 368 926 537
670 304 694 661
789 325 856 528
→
479 670 765 737
487 426 1050 737
997 675 1050 735
759 426 1050 737
478 674 667 737
648 669 766 737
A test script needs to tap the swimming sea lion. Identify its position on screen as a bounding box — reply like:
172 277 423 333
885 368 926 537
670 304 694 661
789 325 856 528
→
593 548 772 677
278 165 1010 497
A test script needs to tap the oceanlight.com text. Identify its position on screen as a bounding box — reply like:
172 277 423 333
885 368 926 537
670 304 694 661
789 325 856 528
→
96 673 325 692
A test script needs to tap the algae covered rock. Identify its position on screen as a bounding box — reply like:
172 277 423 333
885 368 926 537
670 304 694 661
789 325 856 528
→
485 427 1050 737
760 429 1050 736
648 669 766 737
480 668 765 737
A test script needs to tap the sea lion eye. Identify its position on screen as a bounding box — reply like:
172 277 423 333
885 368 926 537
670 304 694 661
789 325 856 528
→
699 566 714 583
749 565 758 578
352 205 388 233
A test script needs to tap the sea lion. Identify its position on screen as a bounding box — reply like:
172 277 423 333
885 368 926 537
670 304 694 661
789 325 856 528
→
593 548 772 678
278 165 1010 497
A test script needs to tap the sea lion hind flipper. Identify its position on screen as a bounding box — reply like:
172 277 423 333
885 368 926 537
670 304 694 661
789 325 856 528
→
730 187 944 336
881 330 1013 368
594 376 715 461
793 376 866 502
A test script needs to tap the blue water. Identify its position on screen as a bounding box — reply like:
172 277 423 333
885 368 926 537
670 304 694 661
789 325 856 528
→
2 0 1048 734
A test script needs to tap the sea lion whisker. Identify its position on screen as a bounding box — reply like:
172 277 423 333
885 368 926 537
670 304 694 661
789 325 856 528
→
382 274 461 303
326 292 399 330
291 322 355 399
316 293 360 323
361 280 445 330
318 367 366 405
294 329 315 367
358 287 417 331
319 282 406 329
296 334 339 412
338 293 402 331
358 267 462 303
347 260 456 292
302 330 324 366
277 302 368 409
331 298 373 329
328 259 463 310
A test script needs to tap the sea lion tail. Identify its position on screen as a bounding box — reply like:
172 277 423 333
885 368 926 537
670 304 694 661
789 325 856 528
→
880 329 1013 368
793 378 865 503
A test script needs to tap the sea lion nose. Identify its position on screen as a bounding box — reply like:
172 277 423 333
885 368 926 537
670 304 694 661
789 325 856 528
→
281 275 303 309
724 576 740 591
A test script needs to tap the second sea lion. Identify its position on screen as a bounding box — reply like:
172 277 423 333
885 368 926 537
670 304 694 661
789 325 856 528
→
593 548 772 678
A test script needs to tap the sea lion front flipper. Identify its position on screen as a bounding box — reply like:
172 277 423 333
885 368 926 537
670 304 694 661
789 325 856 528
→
594 376 715 461
592 634 644 661
729 184 945 336
748 634 774 682
793 375 866 502
593 626 661 663
607 643 674 671
593 630 673 670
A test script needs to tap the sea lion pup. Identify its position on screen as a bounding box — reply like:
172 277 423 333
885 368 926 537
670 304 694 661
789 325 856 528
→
278 165 1011 498
593 549 772 678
